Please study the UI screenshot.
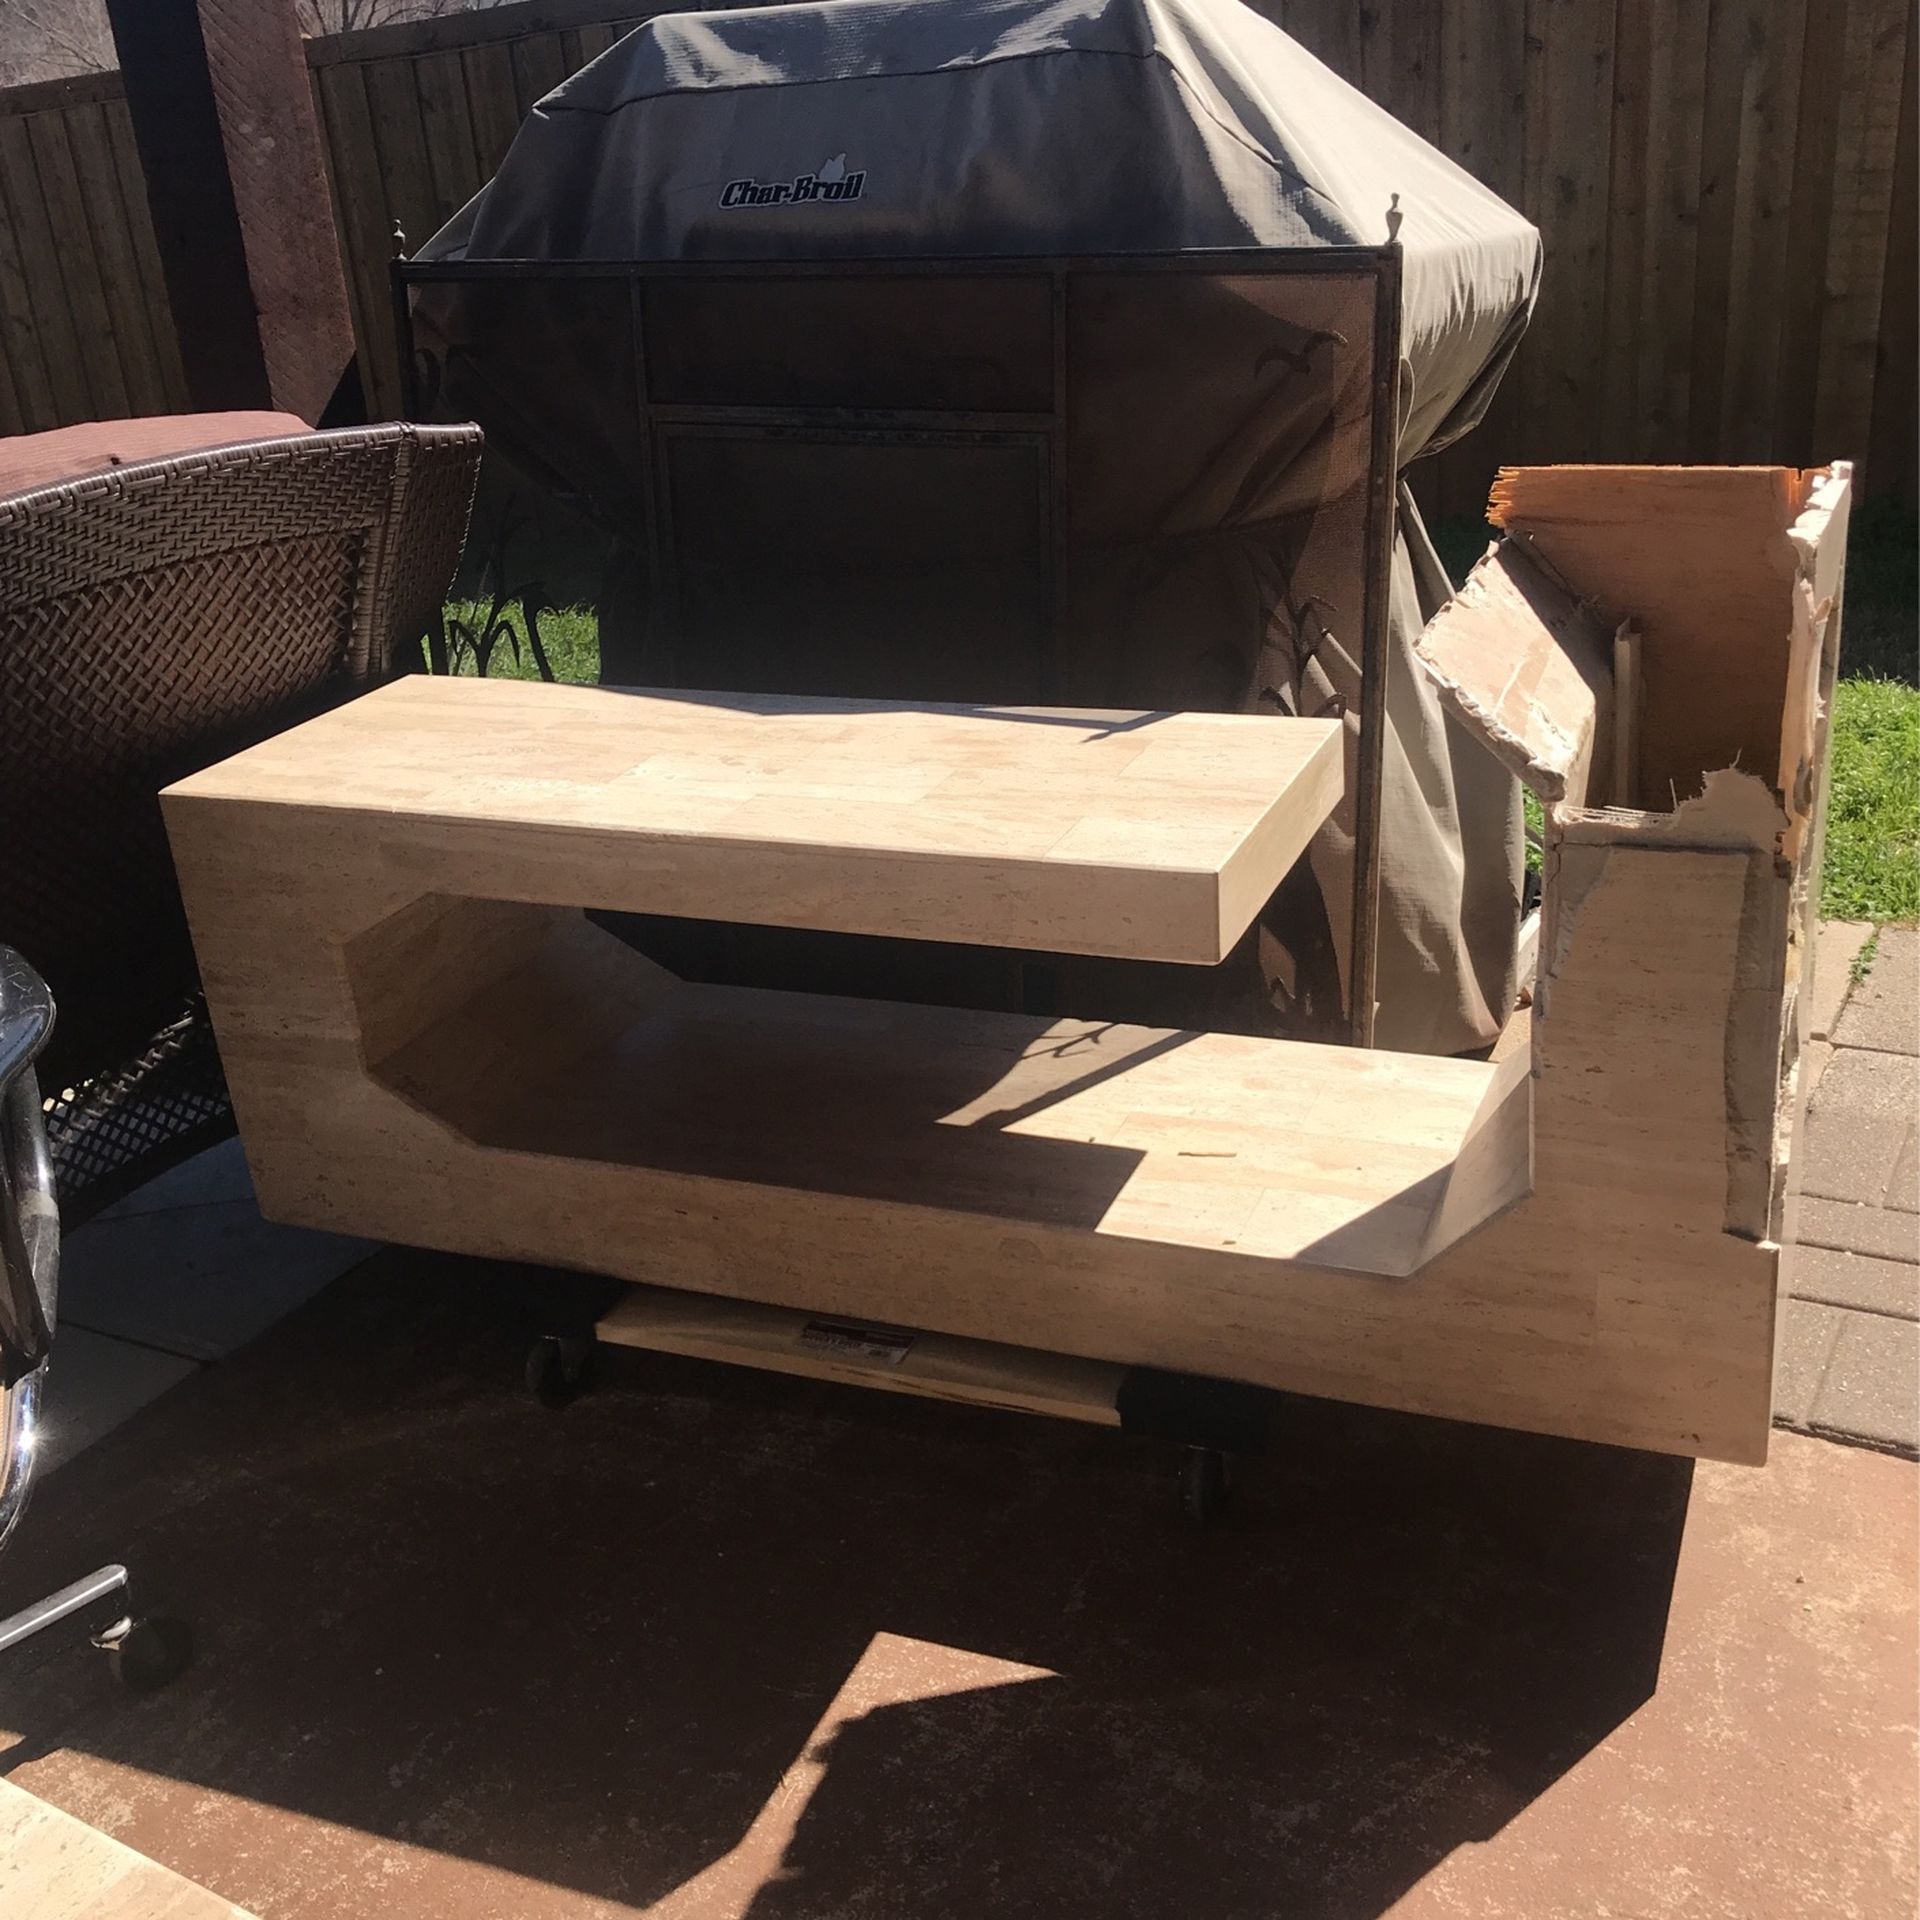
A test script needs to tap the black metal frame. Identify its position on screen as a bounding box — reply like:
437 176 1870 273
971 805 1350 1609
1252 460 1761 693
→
393 246 1403 1044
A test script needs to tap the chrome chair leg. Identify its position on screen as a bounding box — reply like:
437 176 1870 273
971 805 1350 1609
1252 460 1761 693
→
0 945 190 1692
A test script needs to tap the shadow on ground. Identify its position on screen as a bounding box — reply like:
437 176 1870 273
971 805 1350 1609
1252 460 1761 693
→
0 1252 1691 1918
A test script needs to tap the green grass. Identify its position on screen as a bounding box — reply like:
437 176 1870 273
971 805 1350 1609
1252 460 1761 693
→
433 598 600 684
1822 677 1920 923
1851 927 1882 987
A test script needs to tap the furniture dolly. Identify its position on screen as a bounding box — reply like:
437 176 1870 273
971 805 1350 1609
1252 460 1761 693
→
162 464 1851 1495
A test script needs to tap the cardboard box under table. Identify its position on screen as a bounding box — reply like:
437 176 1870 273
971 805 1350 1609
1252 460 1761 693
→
162 464 1851 1469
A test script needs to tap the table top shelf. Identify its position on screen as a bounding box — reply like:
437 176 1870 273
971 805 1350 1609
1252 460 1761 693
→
166 677 1345 965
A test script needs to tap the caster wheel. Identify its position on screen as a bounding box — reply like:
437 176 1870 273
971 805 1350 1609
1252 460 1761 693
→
1180 1447 1232 1526
525 1334 595 1409
101 1616 193 1694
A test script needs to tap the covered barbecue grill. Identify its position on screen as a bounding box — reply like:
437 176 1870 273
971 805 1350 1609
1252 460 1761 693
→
406 0 1542 1055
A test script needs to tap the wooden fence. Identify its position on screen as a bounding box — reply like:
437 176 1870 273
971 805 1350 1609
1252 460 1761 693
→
0 0 1913 511
0 67 186 432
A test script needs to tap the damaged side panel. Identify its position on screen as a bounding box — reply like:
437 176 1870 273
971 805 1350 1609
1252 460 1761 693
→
1409 462 1855 1464
1413 538 1625 806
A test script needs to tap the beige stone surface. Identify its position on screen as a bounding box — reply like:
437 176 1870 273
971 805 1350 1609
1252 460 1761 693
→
0 1776 258 1919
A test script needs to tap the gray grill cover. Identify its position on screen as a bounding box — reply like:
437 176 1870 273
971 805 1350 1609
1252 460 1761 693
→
420 0 1542 1053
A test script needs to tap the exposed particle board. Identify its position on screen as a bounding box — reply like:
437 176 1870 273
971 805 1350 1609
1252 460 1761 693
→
1413 538 1620 804
1779 463 1854 863
1612 625 1643 807
1513 906 1541 1002
1488 464 1809 805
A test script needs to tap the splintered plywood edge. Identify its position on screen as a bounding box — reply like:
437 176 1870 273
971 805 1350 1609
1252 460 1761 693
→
162 677 1344 967
1552 766 1791 855
1779 462 1853 865
1612 626 1643 808
1484 465 1813 810
0 1778 260 1919
1413 539 1621 805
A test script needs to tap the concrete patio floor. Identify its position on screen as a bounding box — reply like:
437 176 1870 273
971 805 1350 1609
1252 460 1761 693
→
0 921 1913 1918
1 1253 1915 1920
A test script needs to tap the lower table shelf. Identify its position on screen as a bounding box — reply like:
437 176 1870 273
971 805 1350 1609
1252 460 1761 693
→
372 912 1530 1282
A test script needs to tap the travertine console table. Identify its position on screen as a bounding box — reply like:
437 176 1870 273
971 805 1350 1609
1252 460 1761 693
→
167 453 1849 1481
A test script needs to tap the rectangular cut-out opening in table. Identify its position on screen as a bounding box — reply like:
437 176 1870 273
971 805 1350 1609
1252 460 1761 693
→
358 906 1530 1281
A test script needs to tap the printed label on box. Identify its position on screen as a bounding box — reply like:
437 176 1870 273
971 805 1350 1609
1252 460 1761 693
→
798 1319 914 1366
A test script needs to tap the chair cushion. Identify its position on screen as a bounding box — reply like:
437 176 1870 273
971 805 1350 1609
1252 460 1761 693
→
0 412 313 499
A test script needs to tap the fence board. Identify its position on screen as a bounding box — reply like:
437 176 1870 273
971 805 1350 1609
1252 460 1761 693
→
315 58 402 421
61 101 167 415
0 113 90 424
1775 1 1848 466
1718 0 1809 459
28 109 131 420
1521 0 1616 465
105 97 188 410
509 29 570 119
365 54 443 258
1813 0 1912 467
0 222 28 434
0 134 52 433
462 40 525 177
416 48 485 222
1280 1 1362 85
0 1 1908 509
307 0 635 66
1632 0 1711 462
1391 1 1443 147
1430 0 1527 516
1868 5 1917 501
1600 0 1651 463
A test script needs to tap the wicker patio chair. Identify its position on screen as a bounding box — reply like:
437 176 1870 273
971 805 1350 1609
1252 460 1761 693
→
0 421 482 1225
